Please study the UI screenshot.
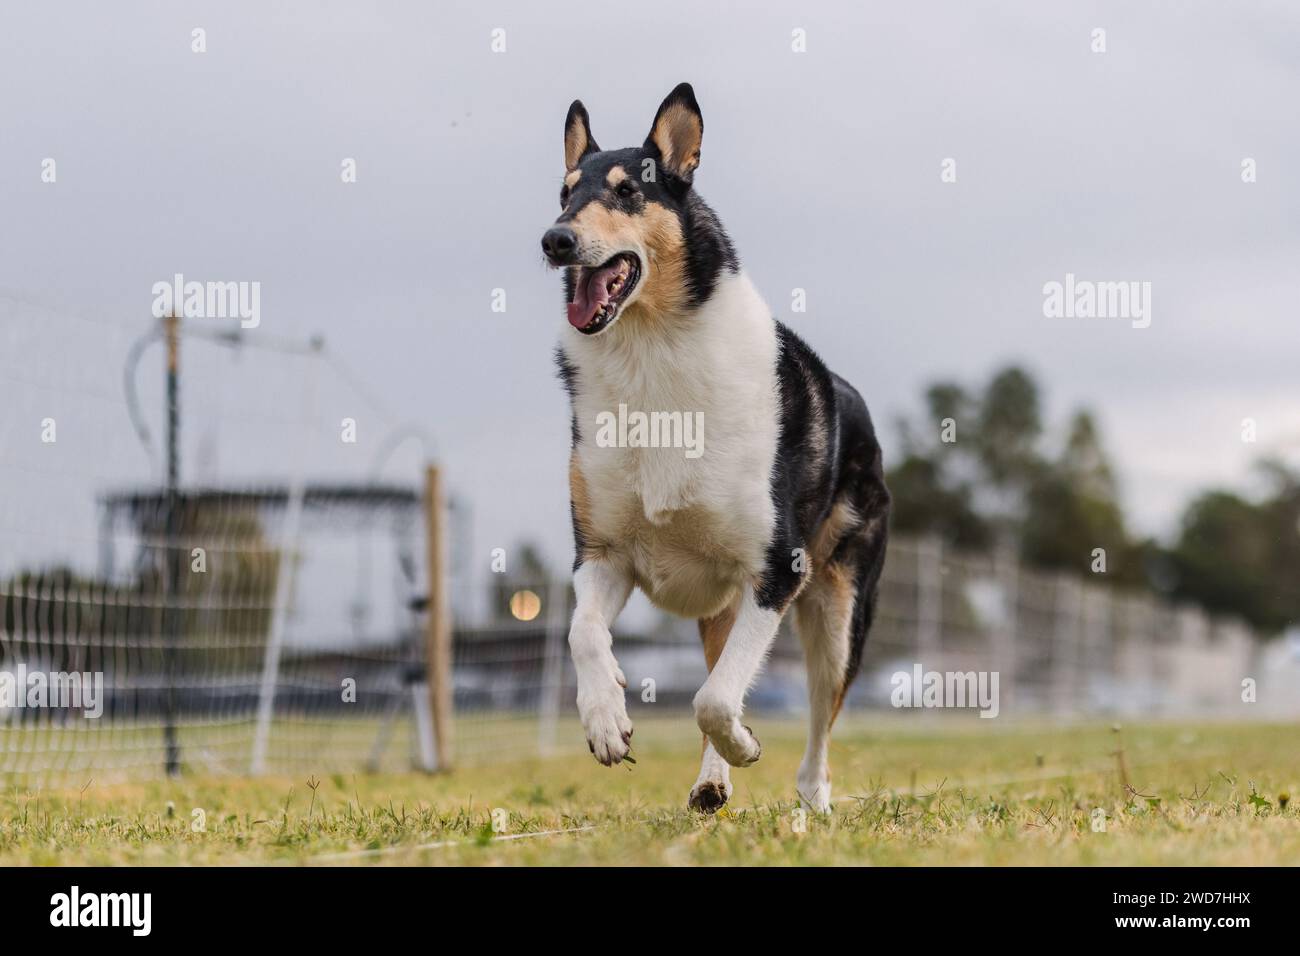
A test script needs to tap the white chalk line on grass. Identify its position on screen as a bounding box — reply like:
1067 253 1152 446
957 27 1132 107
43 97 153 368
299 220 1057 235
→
309 824 601 862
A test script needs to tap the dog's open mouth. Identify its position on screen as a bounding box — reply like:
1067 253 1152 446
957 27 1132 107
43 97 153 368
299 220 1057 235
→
567 253 641 334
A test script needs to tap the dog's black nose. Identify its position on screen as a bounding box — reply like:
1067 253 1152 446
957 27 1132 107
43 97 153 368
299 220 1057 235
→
541 226 578 265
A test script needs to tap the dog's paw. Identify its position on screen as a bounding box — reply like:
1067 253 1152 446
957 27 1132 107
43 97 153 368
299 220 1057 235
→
709 723 760 767
687 779 731 814
694 695 761 768
577 679 633 766
797 777 833 814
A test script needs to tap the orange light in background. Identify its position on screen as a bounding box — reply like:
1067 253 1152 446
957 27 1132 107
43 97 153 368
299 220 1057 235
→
509 589 541 622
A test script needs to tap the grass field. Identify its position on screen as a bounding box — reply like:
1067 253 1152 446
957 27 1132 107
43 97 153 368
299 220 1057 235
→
1 717 1297 865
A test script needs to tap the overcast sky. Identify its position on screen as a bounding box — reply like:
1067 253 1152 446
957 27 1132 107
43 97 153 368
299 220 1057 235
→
2 0 1298 585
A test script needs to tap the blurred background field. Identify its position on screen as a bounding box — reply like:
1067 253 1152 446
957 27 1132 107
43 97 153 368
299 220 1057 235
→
2 290 1298 804
1 718 1296 866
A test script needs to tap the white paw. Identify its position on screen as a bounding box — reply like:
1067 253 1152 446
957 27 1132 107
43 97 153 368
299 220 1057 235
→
694 694 761 767
576 672 632 766
797 777 833 814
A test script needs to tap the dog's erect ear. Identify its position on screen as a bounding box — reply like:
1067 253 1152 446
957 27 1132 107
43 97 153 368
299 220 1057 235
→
564 100 599 171
645 83 702 187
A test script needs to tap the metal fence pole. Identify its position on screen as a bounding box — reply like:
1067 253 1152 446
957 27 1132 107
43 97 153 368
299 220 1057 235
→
1082 584 1110 714
537 576 569 756
250 350 318 775
917 534 943 664
249 482 306 774
1051 576 1081 716
423 464 453 771
995 540 1018 714
161 313 182 776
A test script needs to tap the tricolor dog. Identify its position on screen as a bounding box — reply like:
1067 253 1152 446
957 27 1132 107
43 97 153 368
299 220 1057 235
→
543 83 890 813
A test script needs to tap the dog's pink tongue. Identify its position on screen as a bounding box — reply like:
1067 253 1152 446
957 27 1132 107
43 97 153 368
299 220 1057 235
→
567 264 619 329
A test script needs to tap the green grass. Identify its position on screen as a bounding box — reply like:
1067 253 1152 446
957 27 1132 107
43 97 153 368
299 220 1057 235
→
1 717 1297 865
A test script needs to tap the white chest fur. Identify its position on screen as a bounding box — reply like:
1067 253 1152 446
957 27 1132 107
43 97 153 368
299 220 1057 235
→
565 273 780 618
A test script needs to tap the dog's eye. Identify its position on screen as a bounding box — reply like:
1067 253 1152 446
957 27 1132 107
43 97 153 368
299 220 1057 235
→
559 185 571 206
616 181 636 199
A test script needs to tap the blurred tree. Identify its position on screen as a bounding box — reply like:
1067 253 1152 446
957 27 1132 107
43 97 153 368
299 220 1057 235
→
891 362 1300 634
888 367 1144 585
890 365 1050 544
1168 459 1300 634
1021 411 1136 581
886 452 991 550
1059 410 1117 501
974 367 1043 510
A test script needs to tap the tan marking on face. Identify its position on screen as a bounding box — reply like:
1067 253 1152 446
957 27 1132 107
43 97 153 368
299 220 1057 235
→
568 199 690 323
631 203 690 318
570 202 640 258
651 103 702 176
605 166 628 187
564 170 582 188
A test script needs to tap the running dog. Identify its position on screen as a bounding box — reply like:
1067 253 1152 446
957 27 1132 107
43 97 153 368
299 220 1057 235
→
542 83 890 813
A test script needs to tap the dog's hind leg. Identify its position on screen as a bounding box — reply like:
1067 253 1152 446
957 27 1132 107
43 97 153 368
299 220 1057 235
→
688 596 740 813
793 561 857 813
794 506 888 812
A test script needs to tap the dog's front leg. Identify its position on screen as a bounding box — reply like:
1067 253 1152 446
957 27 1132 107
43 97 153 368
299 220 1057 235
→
692 587 786 767
569 558 635 765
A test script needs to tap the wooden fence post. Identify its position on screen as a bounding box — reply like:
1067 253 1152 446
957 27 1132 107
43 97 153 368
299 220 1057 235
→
424 465 453 770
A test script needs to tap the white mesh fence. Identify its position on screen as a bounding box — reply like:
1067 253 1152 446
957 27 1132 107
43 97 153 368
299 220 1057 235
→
0 298 436 785
447 538 1294 766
